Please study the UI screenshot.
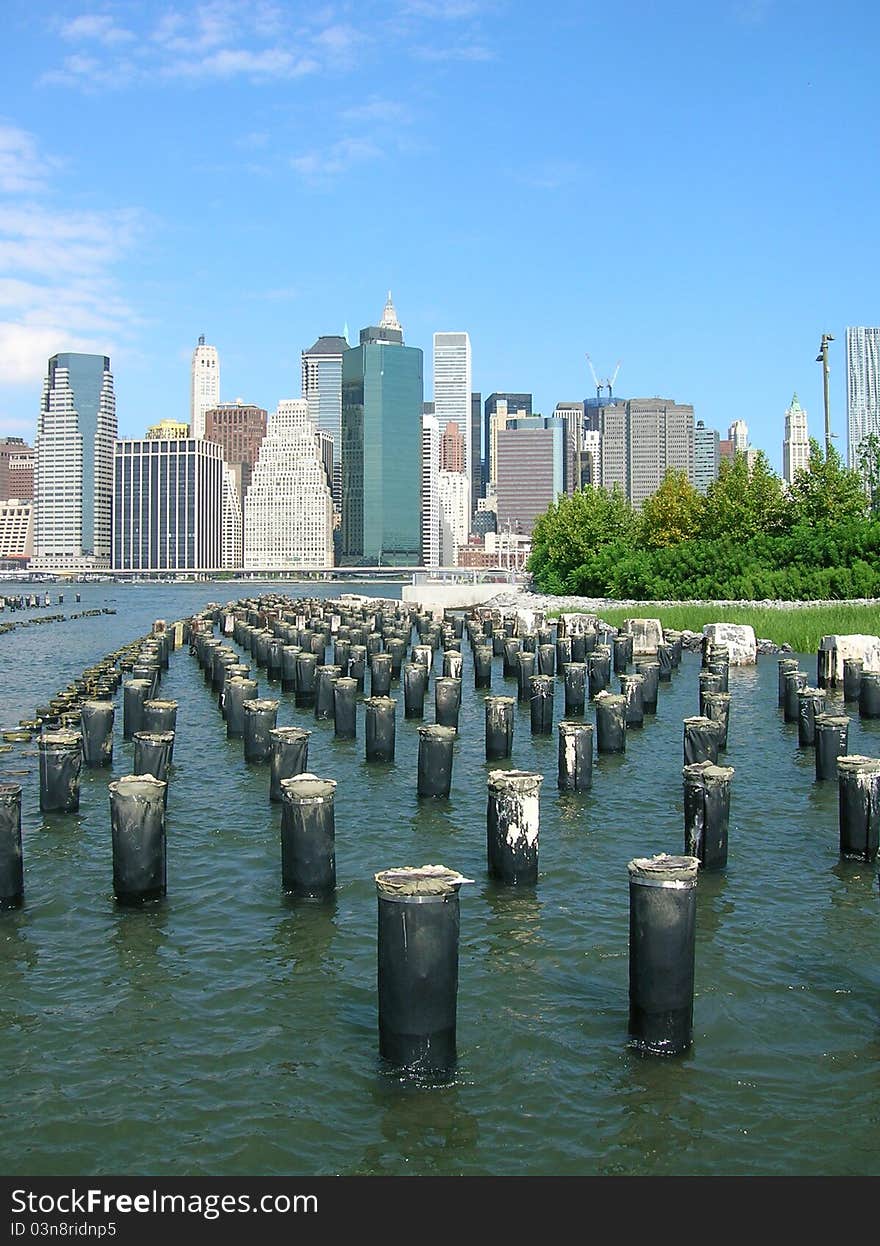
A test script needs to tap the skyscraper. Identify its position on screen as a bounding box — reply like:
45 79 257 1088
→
34 353 117 567
433 332 472 512
438 470 469 564
190 334 220 440
600 398 695 506
302 335 347 509
0 437 34 501
341 295 423 565
221 465 242 570
421 412 440 568
440 420 466 472
782 394 810 485
244 400 334 570
471 391 482 511
484 393 532 487
112 436 223 572
846 326 880 468
694 420 720 493
496 420 566 536
203 400 268 525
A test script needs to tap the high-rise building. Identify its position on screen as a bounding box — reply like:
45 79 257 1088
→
421 413 440 568
600 398 695 506
484 393 532 486
244 400 333 570
846 326 880 468
0 500 33 565
190 334 220 440
221 464 242 570
433 332 471 507
438 470 469 564
112 437 223 572
496 420 566 536
694 420 720 493
203 400 268 524
782 393 810 485
0 437 35 500
729 420 749 455
147 419 190 440
440 420 466 473
302 335 347 509
33 353 117 567
470 391 482 511
341 295 423 565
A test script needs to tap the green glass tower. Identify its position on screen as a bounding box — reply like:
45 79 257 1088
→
341 294 423 565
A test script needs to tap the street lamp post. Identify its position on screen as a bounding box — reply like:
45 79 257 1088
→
816 333 834 460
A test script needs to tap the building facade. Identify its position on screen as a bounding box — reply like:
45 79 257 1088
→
190 335 220 440
147 419 190 440
302 335 347 509
495 422 565 536
420 413 440 568
221 464 242 570
33 353 117 567
433 331 472 513
693 419 720 493
244 400 334 570
0 500 33 565
846 326 880 468
0 438 35 500
203 400 268 522
440 420 466 473
341 296 423 565
438 469 469 565
782 393 810 485
112 437 224 572
484 393 532 487
600 398 695 506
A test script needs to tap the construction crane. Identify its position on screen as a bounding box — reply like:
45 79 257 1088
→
586 354 621 402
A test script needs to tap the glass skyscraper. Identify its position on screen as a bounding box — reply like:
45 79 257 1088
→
341 295 423 565
34 352 117 566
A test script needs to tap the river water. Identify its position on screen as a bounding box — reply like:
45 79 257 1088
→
1 581 878 1176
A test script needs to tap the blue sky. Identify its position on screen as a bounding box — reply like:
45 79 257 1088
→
1 0 877 473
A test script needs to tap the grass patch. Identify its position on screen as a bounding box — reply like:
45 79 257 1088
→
549 603 880 652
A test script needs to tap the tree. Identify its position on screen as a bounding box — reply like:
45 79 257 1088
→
787 439 868 527
700 451 789 542
856 432 880 515
528 485 638 592
639 469 704 548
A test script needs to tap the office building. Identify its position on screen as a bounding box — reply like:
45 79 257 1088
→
112 437 224 572
694 420 720 493
471 391 482 510
203 400 268 522
421 413 440 568
782 394 810 485
244 400 333 570
485 393 532 487
221 465 242 570
600 398 694 506
439 469 469 565
846 326 880 468
147 419 190 440
302 335 347 508
496 420 566 536
440 420 466 473
190 334 220 440
0 437 35 500
433 332 471 509
341 295 423 565
33 353 117 567
0 500 33 565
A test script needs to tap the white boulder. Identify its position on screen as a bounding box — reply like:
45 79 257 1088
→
623 618 664 654
819 634 880 681
702 623 757 666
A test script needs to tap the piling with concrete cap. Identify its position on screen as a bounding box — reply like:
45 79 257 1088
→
633 660 660 713
837 755 880 862
613 634 633 674
516 651 536 704
370 652 393 697
683 762 734 870
38 730 82 813
403 662 428 719
595 692 627 753
563 663 587 717
473 645 493 689
683 716 722 766
698 671 724 717
365 696 396 762
142 700 178 752
484 695 515 760
783 670 808 724
859 672 880 719
502 636 522 678
109 774 167 905
529 674 554 735
537 644 555 677
314 664 342 721
133 731 174 803
778 657 801 706
817 645 836 691
570 633 586 663
435 677 462 731
242 698 280 764
588 650 611 700
295 653 318 708
657 642 674 682
279 774 337 899
814 714 850 781
281 645 301 693
556 636 572 670
628 853 699 1056
443 649 464 681
486 770 543 885
703 691 731 751
269 726 311 802
123 678 153 741
557 721 593 792
349 644 367 691
225 676 259 738
797 687 826 747
417 725 456 798
620 673 645 728
333 678 358 739
80 700 115 767
375 864 472 1075
0 783 23 909
842 658 863 704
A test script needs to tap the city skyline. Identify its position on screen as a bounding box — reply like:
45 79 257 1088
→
1 3 877 474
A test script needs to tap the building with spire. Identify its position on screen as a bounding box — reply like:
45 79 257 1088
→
341 293 423 565
244 400 334 570
190 334 220 440
783 393 810 485
33 353 117 568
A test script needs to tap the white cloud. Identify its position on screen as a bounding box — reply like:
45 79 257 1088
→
291 137 382 181
0 122 54 193
342 98 412 125
60 14 135 45
413 41 494 61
